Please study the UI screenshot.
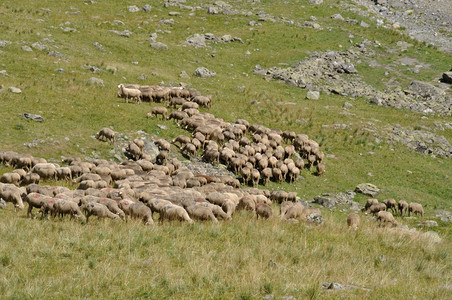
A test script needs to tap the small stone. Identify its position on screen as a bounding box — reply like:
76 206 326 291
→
22 45 33 52
331 14 344 21
207 6 219 14
61 27 77 33
343 102 353 109
179 70 190 79
306 90 320 100
421 231 441 244
137 73 147 80
142 4 152 12
309 0 323 4
307 213 323 225
392 22 400 29
93 42 105 51
150 42 168 50
360 21 369 28
106 66 117 74
31 41 48 51
88 77 104 87
0 70 8 77
22 113 44 122
9 87 22 93
55 68 65 73
157 124 168 130
168 11 180 16
0 199 6 209
128 5 140 13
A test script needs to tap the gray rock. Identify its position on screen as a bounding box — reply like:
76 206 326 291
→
406 81 443 99
137 73 147 80
207 6 220 14
48 51 64 57
55 68 65 73
418 220 438 227
179 70 190 79
31 41 48 51
109 30 133 37
360 21 370 28
193 67 216 78
61 27 77 33
185 33 206 48
22 45 33 52
322 282 371 291
343 102 353 109
88 77 104 87
106 66 117 74
93 42 105 51
168 11 180 16
421 231 441 244
128 5 140 13
342 63 358 74
0 70 8 77
313 191 358 209
150 42 168 50
142 4 152 12
331 14 344 21
22 113 44 122
8 87 22 93
157 124 168 130
441 72 452 84
0 199 6 209
0 40 12 47
306 90 320 100
355 183 380 197
306 213 323 225
309 0 323 4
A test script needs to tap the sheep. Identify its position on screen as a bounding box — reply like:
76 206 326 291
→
272 167 283 182
95 197 126 221
364 198 379 211
382 199 397 214
128 202 154 225
261 168 272 186
54 199 85 221
288 166 300 183
160 204 193 223
168 111 188 122
398 200 409 216
125 142 142 161
31 163 57 180
280 201 294 218
0 183 25 211
0 172 21 186
73 173 102 184
82 201 121 223
147 106 168 120
192 95 212 108
167 97 186 108
196 202 231 221
181 101 199 110
221 199 237 218
376 211 398 227
281 203 304 221
95 128 115 144
316 163 325 176
366 203 386 215
251 169 260 187
172 135 191 148
186 204 218 223
156 151 169 165
408 202 424 217
155 139 171 151
118 84 142 104
23 193 54 218
256 203 273 219
20 173 40 186
347 213 360 230
181 143 197 157
56 167 72 181
203 149 220 164
236 196 256 212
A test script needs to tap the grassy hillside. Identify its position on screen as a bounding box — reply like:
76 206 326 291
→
0 0 451 298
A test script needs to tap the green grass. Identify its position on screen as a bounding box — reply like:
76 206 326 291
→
0 0 451 298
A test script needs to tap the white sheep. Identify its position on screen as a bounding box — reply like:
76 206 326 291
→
118 84 142 104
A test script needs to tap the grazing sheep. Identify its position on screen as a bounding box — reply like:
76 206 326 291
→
251 169 260 187
168 97 186 108
54 199 85 221
256 203 273 219
148 107 168 120
376 211 398 227
316 163 325 176
118 84 142 104
31 163 57 180
364 198 379 211
398 200 409 216
186 204 218 223
280 201 294 218
21 173 40 185
347 213 360 230
261 168 272 186
281 203 304 221
128 202 154 225
12 169 27 180
192 95 212 108
172 135 191 148
382 199 397 213
197 202 231 221
56 167 72 181
236 196 256 212
181 143 197 157
156 151 169 165
0 172 21 186
125 142 142 161
82 202 121 223
23 193 54 218
408 202 424 217
160 204 193 223
0 183 25 211
95 128 115 144
366 203 386 215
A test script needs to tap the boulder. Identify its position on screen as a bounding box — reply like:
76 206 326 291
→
193 67 216 78
306 90 320 100
150 42 168 50
355 183 380 197
406 81 443 99
8 87 22 93
0 199 6 209
88 77 104 87
421 231 441 244
22 113 44 122
128 5 140 13
306 213 323 225
142 4 152 12
441 72 452 84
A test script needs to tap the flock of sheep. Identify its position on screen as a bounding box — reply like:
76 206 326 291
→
118 83 325 188
0 149 320 225
0 83 426 229
347 198 425 230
